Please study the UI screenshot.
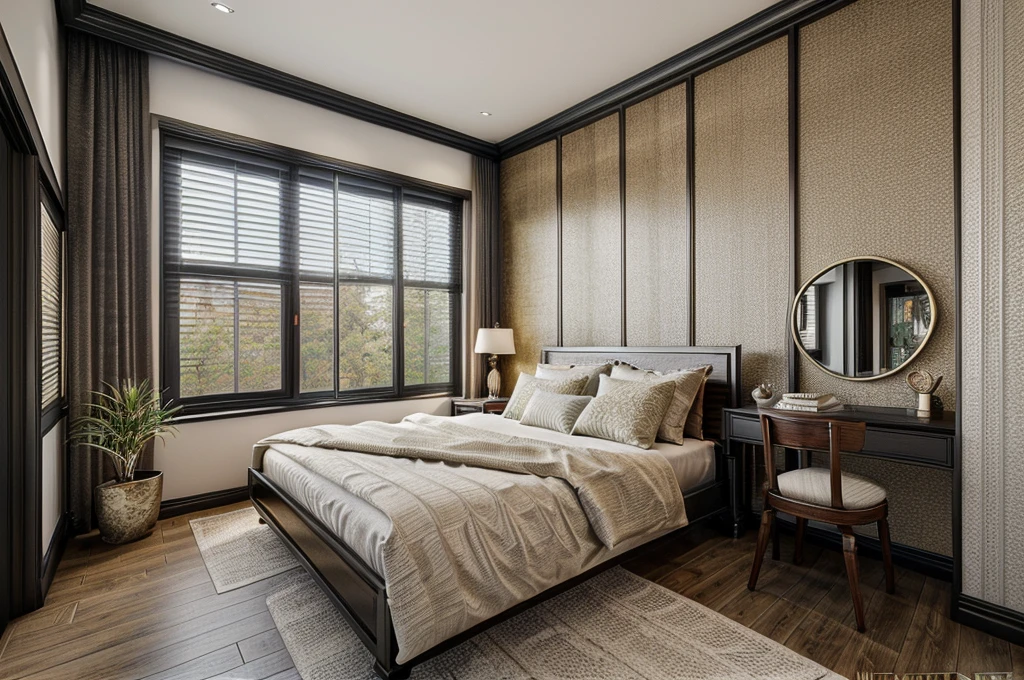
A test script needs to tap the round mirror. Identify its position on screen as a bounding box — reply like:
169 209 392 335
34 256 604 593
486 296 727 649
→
791 257 937 381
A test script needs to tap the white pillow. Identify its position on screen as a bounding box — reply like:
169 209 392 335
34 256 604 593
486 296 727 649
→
535 363 611 397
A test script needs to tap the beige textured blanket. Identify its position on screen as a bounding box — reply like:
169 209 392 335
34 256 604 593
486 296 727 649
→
253 413 687 663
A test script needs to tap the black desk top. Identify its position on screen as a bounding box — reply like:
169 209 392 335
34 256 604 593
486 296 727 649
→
725 403 955 435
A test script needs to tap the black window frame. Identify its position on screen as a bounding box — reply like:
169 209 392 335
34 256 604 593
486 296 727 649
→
39 183 65 436
159 121 466 420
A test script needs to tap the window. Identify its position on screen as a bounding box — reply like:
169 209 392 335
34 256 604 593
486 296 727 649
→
162 134 463 416
40 198 64 427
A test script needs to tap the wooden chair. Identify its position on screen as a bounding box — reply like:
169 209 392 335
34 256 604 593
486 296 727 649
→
746 411 894 632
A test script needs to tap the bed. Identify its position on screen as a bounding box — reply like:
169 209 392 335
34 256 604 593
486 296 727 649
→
249 346 741 679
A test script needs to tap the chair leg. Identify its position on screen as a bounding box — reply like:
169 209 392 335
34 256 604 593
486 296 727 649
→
794 517 806 566
748 508 774 591
878 518 895 594
771 513 781 560
839 526 866 632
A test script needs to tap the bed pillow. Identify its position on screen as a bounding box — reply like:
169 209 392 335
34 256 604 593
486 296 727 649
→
535 363 611 397
608 364 712 445
684 372 713 440
519 391 593 434
571 376 675 449
503 372 590 421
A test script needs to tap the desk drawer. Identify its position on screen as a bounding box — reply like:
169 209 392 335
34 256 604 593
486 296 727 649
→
729 414 763 443
861 428 952 468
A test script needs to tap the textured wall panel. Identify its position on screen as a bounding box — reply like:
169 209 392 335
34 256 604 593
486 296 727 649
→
624 83 689 345
561 114 622 346
961 0 1024 612
500 141 558 396
798 0 955 409
694 38 790 397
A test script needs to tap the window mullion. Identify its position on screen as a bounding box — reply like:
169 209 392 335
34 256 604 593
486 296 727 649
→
394 187 404 397
287 167 301 400
333 173 340 399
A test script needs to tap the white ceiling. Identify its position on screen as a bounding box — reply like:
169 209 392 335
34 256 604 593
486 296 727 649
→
92 0 779 143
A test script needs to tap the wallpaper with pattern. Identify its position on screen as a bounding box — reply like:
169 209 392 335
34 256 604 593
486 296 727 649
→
961 0 1024 612
694 37 790 399
499 141 558 396
797 0 955 410
625 83 689 346
562 114 622 346
498 0 956 557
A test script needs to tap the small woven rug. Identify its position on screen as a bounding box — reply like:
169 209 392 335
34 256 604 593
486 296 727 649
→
266 566 845 680
190 507 299 593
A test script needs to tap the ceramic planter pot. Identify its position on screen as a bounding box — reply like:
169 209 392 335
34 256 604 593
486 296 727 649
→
94 470 163 544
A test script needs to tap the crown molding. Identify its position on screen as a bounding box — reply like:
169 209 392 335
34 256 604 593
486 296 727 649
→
57 0 500 159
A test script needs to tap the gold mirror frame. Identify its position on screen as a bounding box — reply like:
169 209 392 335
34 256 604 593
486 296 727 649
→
790 256 938 382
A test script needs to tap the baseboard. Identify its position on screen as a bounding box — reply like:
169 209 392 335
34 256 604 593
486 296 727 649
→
954 594 1024 647
159 486 249 520
39 512 70 597
767 514 954 581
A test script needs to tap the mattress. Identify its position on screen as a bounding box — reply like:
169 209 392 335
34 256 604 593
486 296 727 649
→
261 411 717 575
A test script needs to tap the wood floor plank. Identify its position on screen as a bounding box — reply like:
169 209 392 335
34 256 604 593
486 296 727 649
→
957 623 1012 677
655 539 750 594
623 533 727 581
139 645 244 680
893 577 960 675
749 549 845 644
206 648 293 680
22 611 278 680
237 629 287 663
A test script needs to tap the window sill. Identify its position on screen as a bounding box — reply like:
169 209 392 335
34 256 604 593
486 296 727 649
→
173 392 454 424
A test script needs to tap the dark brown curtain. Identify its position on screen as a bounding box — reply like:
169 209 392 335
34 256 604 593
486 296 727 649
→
462 156 500 398
67 33 151 533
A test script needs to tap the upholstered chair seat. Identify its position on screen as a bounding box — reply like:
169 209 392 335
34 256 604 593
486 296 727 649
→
777 467 886 510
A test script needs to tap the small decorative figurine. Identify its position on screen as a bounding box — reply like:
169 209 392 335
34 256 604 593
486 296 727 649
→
906 370 942 417
751 383 779 408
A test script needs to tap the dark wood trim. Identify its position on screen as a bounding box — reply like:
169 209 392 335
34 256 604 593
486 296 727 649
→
498 0 854 158
954 594 1024 647
59 1 497 159
773 516 953 581
685 75 697 346
39 511 70 597
158 486 249 520
0 24 63 206
787 25 800 393
951 0 964 620
618 107 626 346
555 135 563 346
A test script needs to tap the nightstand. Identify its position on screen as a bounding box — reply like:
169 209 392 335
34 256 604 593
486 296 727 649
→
451 398 508 416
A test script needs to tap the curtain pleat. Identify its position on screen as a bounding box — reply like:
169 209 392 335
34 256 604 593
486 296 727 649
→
67 33 151 533
463 156 500 399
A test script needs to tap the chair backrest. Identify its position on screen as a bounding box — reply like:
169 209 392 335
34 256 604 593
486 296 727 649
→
759 411 867 509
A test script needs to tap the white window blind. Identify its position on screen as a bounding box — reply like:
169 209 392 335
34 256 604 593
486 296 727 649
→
40 204 62 410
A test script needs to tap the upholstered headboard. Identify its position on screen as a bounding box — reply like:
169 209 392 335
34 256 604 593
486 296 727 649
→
539 346 741 441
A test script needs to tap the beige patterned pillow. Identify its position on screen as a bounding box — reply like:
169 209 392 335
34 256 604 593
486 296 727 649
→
608 364 712 445
572 377 675 449
503 372 590 421
535 363 611 397
520 391 592 434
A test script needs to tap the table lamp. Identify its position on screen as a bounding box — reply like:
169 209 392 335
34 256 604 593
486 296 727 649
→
474 325 515 399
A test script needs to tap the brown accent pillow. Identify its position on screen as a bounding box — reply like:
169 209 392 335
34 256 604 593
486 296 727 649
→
685 372 713 440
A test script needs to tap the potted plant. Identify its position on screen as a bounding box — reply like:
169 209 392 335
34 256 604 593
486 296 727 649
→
70 380 181 544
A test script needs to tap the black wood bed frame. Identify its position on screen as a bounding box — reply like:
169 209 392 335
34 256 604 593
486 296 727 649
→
249 346 741 679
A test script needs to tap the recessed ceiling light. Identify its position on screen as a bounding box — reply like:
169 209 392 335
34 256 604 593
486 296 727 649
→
211 2 234 13
480 111 492 117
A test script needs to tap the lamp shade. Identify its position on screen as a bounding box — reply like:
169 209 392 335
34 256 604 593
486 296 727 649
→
474 328 515 355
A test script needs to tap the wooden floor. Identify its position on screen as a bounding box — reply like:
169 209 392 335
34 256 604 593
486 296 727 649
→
1 503 1022 680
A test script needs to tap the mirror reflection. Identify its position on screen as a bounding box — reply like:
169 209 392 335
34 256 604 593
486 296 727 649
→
793 258 935 380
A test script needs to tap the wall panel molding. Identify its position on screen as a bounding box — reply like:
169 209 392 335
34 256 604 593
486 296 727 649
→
960 0 1024 615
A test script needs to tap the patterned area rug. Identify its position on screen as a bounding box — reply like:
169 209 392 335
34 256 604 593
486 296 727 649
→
190 507 299 593
266 567 845 680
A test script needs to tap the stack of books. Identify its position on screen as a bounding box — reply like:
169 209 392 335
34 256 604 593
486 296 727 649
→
774 392 843 413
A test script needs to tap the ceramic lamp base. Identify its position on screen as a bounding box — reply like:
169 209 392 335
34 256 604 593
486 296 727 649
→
486 355 501 399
